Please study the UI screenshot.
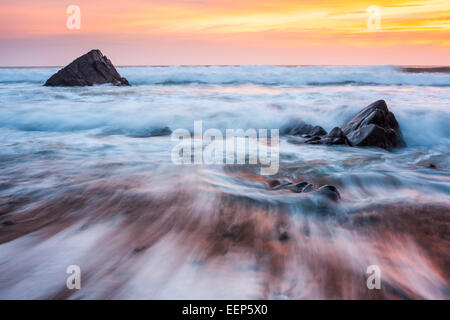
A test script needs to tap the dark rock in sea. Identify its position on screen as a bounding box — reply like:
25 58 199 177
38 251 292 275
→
132 246 149 255
267 178 341 203
311 126 327 136
323 127 352 146
44 49 130 87
268 179 281 188
131 127 172 138
341 100 405 150
271 182 294 191
302 183 315 193
272 181 312 193
428 163 437 169
147 126 172 137
316 185 341 202
278 231 290 242
276 224 290 242
281 121 314 136
283 100 405 152
287 181 309 193
304 136 322 144
305 126 351 146
283 123 327 138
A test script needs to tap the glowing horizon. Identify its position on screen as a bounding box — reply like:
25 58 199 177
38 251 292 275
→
0 0 449 66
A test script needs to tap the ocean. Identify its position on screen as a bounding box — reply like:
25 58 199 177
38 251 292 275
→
0 65 449 299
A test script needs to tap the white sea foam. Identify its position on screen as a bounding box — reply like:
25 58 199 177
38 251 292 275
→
0 66 449 149
1 65 450 86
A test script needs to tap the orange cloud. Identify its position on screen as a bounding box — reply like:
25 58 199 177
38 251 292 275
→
0 0 449 65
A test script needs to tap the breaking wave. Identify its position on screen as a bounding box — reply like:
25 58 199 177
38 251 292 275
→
1 65 450 87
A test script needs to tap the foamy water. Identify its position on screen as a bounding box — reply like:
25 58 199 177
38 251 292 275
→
0 66 449 299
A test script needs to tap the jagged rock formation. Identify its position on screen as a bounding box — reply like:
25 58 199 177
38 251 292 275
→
341 100 405 150
284 100 405 151
44 49 130 87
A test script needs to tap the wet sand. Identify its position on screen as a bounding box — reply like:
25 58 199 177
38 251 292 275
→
0 166 448 299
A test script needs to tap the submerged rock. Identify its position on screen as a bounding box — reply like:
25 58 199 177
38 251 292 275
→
100 126 172 138
342 100 405 150
287 181 309 193
323 127 352 146
316 185 341 201
147 127 172 137
311 126 327 136
281 121 314 136
44 49 130 87
269 180 340 202
268 179 281 188
131 127 172 138
305 127 351 146
302 183 315 193
278 230 290 242
132 246 149 255
281 121 327 137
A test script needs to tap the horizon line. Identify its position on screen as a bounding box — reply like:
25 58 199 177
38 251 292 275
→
1 64 449 68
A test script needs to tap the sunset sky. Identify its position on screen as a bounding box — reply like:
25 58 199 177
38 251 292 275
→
0 0 449 66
